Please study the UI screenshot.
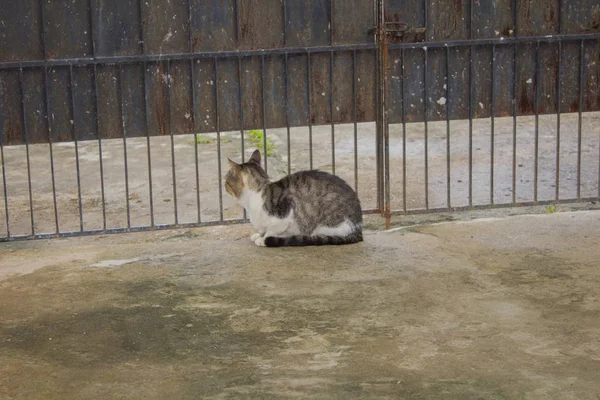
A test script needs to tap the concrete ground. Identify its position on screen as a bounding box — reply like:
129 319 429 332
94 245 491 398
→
0 209 599 399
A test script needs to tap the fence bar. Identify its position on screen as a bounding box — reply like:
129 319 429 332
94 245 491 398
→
284 53 291 175
18 69 35 235
186 0 200 222
512 0 518 205
237 56 246 221
118 65 131 229
468 45 474 208
260 54 268 172
577 40 584 199
534 42 541 203
423 48 429 209
424 0 429 208
389 197 599 217
89 1 106 231
166 61 178 224
330 51 335 174
446 46 451 208
68 66 84 231
555 41 562 202
142 62 154 227
353 49 358 194
43 68 60 233
190 59 200 222
0 77 9 237
307 52 313 169
401 49 407 212
0 143 8 237
214 57 224 222
512 43 518 204
90 64 106 231
490 45 496 205
5 33 600 71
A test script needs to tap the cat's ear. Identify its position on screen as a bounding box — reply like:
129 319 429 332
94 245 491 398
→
249 149 261 164
227 158 241 170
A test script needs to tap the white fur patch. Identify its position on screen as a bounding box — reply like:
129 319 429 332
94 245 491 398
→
312 219 356 237
250 233 262 241
239 188 300 238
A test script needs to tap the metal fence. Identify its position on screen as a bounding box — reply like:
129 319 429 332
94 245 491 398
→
0 0 599 241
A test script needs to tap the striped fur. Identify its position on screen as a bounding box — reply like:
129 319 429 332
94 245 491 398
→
225 150 363 247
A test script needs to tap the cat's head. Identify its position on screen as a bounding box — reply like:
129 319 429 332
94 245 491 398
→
225 149 269 199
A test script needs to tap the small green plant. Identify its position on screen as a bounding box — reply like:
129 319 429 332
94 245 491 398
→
246 129 276 157
195 134 213 144
545 205 556 214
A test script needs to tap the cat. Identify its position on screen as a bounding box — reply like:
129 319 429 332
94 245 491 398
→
225 149 363 247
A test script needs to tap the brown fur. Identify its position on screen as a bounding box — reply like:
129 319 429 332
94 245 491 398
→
225 150 267 199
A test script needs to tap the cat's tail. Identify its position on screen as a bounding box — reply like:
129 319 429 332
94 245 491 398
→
264 231 363 247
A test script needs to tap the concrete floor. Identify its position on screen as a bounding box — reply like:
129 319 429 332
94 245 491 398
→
0 210 599 399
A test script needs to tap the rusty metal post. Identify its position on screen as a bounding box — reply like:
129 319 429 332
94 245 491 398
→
375 0 391 229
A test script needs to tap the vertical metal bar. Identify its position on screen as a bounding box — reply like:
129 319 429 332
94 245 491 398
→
512 0 518 205
191 59 200 223
166 60 178 224
468 0 474 209
41 1 60 233
237 56 246 221
555 41 562 203
188 0 200 222
18 69 35 235
577 39 584 200
260 54 268 172
379 0 390 227
92 64 106 231
446 46 451 209
353 49 358 194
534 41 541 203
89 0 106 231
401 48 407 212
468 45 474 208
0 143 8 237
490 44 496 205
330 50 335 175
238 56 245 163
43 68 60 233
423 48 429 209
284 52 291 175
307 52 313 169
0 76 9 237
118 65 131 229
214 57 224 222
142 62 154 227
68 66 84 232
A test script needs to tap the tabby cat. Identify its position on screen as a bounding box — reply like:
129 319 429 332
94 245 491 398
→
225 150 363 247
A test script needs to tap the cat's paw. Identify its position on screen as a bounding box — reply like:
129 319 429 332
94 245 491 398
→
254 236 266 247
250 232 262 241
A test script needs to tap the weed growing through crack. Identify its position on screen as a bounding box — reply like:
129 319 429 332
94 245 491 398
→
246 130 275 157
